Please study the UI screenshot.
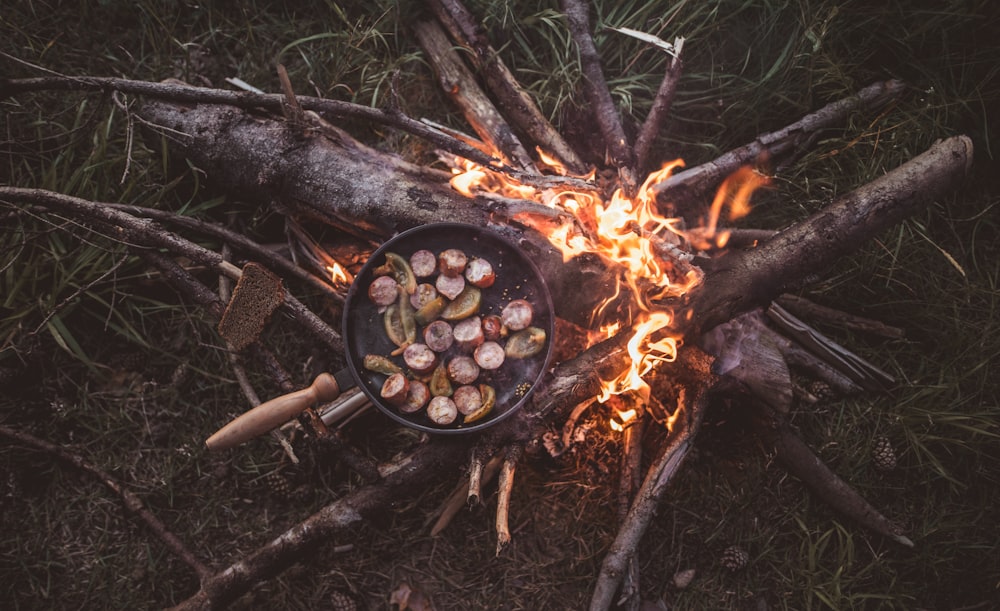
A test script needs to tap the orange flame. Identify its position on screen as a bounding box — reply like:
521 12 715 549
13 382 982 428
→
447 150 766 428
326 261 353 288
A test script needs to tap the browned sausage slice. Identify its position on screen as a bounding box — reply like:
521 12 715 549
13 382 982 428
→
409 249 438 278
403 343 439 375
438 248 468 277
400 380 430 413
482 314 503 341
447 355 480 385
465 257 495 288
410 283 438 309
380 372 410 406
423 320 455 353
427 396 458 425
473 341 505 370
453 385 482 415
435 272 466 300
453 316 484 351
368 275 399 307
501 299 533 331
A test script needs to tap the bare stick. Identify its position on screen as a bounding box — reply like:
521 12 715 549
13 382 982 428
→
106 202 341 302
653 79 907 203
413 20 537 172
169 439 467 610
634 39 684 175
752 404 913 547
589 382 713 611
429 453 503 536
426 0 588 174
495 444 523 555
0 73 506 170
682 135 973 336
560 0 639 192
0 187 343 353
0 424 211 581
775 293 905 339
616 401 646 611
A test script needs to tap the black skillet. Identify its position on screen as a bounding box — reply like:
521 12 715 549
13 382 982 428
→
343 223 555 434
204 223 555 449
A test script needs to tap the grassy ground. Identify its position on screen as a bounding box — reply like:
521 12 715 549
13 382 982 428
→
2 0 998 609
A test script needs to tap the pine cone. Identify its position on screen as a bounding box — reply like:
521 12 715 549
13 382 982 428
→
808 380 833 401
264 471 291 500
329 590 357 611
720 545 749 572
872 435 897 472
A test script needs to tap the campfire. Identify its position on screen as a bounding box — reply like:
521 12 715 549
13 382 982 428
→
0 0 977 608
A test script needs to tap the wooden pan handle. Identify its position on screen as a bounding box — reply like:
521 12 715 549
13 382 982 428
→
205 373 341 451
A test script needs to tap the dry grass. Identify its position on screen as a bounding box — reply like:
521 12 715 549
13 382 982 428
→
2 0 999 609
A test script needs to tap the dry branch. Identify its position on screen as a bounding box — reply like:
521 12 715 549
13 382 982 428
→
0 424 211 582
170 439 467 610
589 352 714 611
0 187 343 353
776 293 905 339
413 20 537 172
425 0 588 174
560 0 639 191
654 79 907 204
683 135 973 336
634 39 684 175
0 74 505 170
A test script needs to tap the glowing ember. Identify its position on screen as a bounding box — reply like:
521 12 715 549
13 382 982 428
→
326 261 353 288
446 149 767 428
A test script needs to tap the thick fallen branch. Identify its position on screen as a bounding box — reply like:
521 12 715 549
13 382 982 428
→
561 0 639 191
414 19 537 173
0 74 505 170
426 0 588 174
684 135 973 336
653 79 907 204
589 352 715 611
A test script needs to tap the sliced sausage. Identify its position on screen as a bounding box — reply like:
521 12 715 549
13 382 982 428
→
427 396 458 425
400 380 430 414
453 385 482 415
501 299 533 331
409 249 438 278
410 283 438 309
368 275 399 307
482 314 504 341
438 248 468 277
465 257 495 288
423 320 454 353
435 272 466 300
473 341 505 370
453 316 484 351
380 372 410 406
447 355 480 385
403 343 439 375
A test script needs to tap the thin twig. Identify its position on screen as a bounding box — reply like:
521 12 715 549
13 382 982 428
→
634 37 684 175
0 187 343 354
495 444 523 555
775 293 905 339
105 203 342 302
560 0 639 193
0 424 212 581
589 385 711 611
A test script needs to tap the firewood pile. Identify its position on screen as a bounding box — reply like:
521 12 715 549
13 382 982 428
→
0 1 978 609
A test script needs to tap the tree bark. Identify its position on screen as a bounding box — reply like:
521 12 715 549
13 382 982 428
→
134 98 615 326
